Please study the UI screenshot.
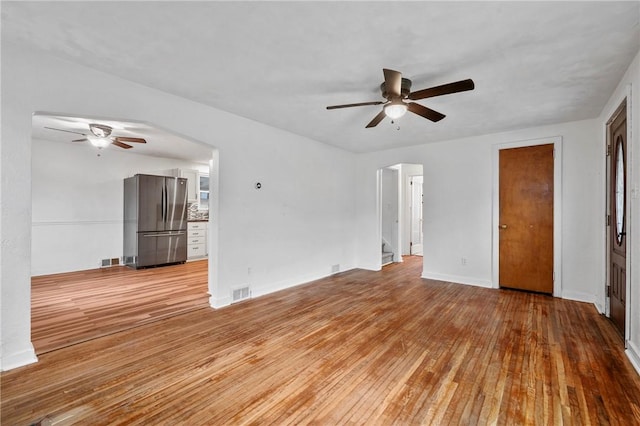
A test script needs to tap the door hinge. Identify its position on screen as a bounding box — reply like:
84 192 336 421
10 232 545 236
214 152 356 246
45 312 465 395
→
607 144 612 156
607 285 611 297
607 214 611 226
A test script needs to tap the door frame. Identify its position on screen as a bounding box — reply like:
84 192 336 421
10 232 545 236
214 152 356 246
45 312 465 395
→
409 175 423 255
380 166 401 264
491 136 563 296
603 88 632 345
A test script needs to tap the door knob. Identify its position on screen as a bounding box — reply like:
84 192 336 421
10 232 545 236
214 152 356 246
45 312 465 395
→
499 224 508 229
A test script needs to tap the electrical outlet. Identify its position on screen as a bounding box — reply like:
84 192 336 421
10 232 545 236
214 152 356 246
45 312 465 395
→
461 257 467 266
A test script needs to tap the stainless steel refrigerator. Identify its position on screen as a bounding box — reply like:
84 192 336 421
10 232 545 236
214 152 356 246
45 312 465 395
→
123 174 188 268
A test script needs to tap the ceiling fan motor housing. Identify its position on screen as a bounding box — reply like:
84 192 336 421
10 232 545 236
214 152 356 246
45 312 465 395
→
380 78 412 100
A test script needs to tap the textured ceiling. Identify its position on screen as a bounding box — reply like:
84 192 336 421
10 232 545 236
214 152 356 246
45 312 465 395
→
31 113 214 164
3 1 640 153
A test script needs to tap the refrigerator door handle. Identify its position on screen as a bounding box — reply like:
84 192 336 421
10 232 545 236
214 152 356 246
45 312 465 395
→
160 185 165 223
164 182 168 224
143 231 186 237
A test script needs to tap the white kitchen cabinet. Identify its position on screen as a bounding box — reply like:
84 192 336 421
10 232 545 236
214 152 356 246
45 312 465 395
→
180 169 199 203
187 221 207 260
188 243 206 258
198 174 209 211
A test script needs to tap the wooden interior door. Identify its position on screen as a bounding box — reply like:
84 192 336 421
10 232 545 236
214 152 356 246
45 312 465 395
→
499 144 554 294
609 101 627 336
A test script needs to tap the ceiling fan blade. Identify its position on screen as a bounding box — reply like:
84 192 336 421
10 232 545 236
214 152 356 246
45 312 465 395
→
408 79 475 100
112 140 133 149
407 102 446 122
115 136 146 144
44 126 87 136
383 68 402 98
72 138 88 143
326 101 384 110
365 110 387 128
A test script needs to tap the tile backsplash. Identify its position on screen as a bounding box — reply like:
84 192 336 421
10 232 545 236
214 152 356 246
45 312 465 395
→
188 203 209 220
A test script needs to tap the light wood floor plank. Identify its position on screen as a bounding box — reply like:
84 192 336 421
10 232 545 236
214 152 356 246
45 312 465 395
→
31 260 210 353
4 256 640 425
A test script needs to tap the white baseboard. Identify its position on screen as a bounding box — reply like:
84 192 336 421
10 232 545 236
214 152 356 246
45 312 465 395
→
593 300 605 314
356 263 382 272
561 290 595 304
209 266 356 310
209 295 230 309
1 345 38 372
252 268 354 298
626 341 640 376
421 271 493 288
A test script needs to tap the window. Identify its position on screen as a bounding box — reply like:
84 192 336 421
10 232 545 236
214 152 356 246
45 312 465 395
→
199 174 209 211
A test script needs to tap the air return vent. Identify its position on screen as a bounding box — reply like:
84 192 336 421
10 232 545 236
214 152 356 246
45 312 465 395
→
232 286 251 303
101 258 121 268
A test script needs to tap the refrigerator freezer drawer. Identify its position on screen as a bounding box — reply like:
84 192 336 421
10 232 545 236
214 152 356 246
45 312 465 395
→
136 232 187 268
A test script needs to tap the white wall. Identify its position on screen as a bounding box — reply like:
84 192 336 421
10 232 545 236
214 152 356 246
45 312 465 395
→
31 138 208 276
356 118 602 297
1 42 357 370
4 39 638 373
598 50 640 370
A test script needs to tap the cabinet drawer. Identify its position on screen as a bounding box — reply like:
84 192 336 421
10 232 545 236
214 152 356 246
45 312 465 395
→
188 222 206 230
188 243 206 258
188 236 205 245
188 230 206 238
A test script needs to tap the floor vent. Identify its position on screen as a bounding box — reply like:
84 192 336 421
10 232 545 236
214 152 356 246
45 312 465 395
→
331 264 340 273
101 258 122 268
232 287 251 303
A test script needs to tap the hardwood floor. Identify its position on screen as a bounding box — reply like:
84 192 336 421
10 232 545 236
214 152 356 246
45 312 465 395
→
31 260 210 354
5 256 640 424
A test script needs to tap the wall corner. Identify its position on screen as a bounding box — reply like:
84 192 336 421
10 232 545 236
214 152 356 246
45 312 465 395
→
1 344 38 372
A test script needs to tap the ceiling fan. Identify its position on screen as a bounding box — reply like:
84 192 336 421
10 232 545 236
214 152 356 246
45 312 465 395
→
326 69 475 128
44 123 147 149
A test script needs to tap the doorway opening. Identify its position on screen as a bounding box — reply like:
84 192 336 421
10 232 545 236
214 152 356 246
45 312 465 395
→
379 163 423 268
410 175 424 256
30 112 218 354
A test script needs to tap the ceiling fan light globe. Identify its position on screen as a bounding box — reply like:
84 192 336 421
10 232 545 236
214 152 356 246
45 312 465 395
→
384 103 408 120
88 136 110 149
89 123 112 138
